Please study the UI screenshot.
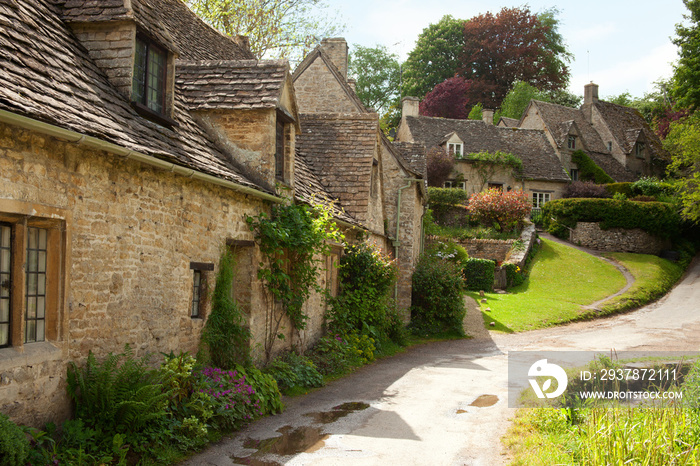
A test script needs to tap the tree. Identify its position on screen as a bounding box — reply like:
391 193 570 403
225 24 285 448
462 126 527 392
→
348 44 401 117
664 113 700 223
467 188 532 232
460 6 571 108
499 82 549 120
401 15 466 99
467 103 482 120
185 0 343 63
426 147 456 187
672 0 700 111
419 77 470 119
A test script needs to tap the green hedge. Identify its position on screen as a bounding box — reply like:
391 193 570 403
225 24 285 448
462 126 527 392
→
605 182 634 197
427 187 469 206
463 258 495 292
571 150 614 184
541 198 681 239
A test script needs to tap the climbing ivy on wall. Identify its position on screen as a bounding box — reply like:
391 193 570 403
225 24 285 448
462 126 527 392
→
245 199 343 360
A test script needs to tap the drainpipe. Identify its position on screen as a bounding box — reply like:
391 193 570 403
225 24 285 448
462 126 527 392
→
394 178 422 298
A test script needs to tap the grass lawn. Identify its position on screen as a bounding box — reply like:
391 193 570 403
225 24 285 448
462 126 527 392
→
471 238 626 332
600 252 684 315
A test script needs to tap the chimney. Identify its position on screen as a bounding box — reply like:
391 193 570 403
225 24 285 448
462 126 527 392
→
482 108 494 125
347 78 357 92
584 82 599 105
320 38 349 80
402 96 420 118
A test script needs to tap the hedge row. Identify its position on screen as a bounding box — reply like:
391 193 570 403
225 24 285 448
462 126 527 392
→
571 150 614 184
463 258 495 292
541 198 681 239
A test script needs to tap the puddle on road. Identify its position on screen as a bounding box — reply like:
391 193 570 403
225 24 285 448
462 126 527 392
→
232 402 369 465
306 401 370 424
469 395 499 407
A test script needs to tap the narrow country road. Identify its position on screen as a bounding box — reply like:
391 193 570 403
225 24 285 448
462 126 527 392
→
183 255 700 466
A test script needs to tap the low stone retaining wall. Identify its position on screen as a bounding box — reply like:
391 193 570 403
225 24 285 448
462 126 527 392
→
494 223 537 289
459 238 514 262
570 222 671 255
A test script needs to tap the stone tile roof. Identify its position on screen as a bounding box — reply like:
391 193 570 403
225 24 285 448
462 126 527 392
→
294 150 361 227
530 100 608 153
393 142 427 180
0 0 263 190
587 152 637 182
403 116 570 182
591 101 670 164
498 117 520 128
177 60 288 111
296 113 378 222
61 0 254 60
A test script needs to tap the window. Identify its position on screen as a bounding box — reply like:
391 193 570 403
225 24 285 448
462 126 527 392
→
567 135 577 150
0 216 63 349
607 141 613 152
532 192 551 208
447 143 463 158
189 262 213 319
443 180 466 190
635 142 646 159
488 183 504 191
275 119 285 181
570 169 579 181
133 35 167 115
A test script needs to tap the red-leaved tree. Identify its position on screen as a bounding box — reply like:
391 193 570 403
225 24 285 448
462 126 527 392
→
426 147 456 187
461 7 570 108
467 188 532 231
419 76 471 119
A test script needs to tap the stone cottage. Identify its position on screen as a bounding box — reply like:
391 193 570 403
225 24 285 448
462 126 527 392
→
396 98 570 207
293 38 427 316
518 83 670 181
0 0 397 427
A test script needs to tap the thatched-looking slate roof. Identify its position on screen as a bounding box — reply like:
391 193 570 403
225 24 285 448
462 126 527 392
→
0 0 266 190
177 60 289 111
403 116 570 182
296 113 378 222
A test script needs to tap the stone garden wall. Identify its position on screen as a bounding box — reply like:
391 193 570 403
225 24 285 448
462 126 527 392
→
570 222 671 255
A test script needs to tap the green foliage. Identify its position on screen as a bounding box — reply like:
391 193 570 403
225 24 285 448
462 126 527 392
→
665 112 700 223
411 252 466 335
66 345 170 450
571 150 615 184
672 0 700 110
201 250 251 369
542 198 682 239
504 263 525 288
467 151 523 190
401 15 466 98
612 192 627 201
427 187 470 206
195 366 263 431
631 176 669 197
246 200 342 360
427 240 469 265
426 147 456 187
0 413 29 466
327 242 398 338
238 366 284 415
264 351 324 392
463 258 496 292
605 182 634 197
468 102 483 120
499 81 550 120
185 0 343 64
349 44 401 117
307 332 376 375
467 188 532 232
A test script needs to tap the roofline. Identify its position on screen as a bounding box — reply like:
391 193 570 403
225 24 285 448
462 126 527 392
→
0 109 284 204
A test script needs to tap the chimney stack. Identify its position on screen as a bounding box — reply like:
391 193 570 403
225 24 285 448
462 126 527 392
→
401 96 420 118
482 108 494 125
584 82 599 105
320 38 349 80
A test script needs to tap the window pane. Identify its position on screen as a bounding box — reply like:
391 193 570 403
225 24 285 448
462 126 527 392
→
38 251 46 272
28 227 37 250
133 38 147 104
27 272 37 295
147 47 166 113
36 319 45 342
0 225 9 248
27 296 36 319
38 229 47 249
37 297 45 319
0 324 8 346
25 319 36 343
1 249 9 273
0 299 8 321
38 274 45 295
27 250 37 272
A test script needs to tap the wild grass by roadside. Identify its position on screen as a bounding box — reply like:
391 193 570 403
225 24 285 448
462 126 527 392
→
470 238 626 332
598 252 685 315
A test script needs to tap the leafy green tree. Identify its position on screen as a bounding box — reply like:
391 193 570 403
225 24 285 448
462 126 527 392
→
401 15 466 99
499 82 549 120
185 0 343 63
348 44 401 116
664 113 700 223
672 0 700 110
467 103 482 120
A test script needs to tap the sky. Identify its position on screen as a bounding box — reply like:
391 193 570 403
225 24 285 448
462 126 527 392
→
321 0 690 100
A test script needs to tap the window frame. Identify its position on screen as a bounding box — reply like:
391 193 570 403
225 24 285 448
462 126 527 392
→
189 262 213 319
447 143 463 158
635 142 646 159
443 180 466 190
532 192 551 208
0 223 12 348
567 135 577 150
570 168 579 181
133 34 167 116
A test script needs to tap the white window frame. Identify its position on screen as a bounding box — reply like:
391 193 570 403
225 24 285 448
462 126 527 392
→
532 192 551 208
447 143 463 158
443 180 466 190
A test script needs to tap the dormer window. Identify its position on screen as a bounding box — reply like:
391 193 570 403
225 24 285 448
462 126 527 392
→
447 143 463 158
133 35 167 116
635 142 646 159
567 135 577 150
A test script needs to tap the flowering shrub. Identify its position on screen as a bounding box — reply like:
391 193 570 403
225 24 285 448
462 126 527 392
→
467 188 531 231
196 367 262 431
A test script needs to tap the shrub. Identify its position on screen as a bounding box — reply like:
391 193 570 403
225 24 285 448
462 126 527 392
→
264 351 324 392
562 181 611 198
200 250 251 369
427 188 470 226
426 240 469 265
606 182 634 197
463 257 496 292
467 188 532 232
612 192 627 200
571 150 614 184
307 332 375 376
632 176 667 197
541 198 682 239
427 187 469 206
195 367 262 431
0 413 29 466
327 242 398 341
239 366 284 416
411 253 466 335
503 263 525 288
630 195 656 202
426 147 457 187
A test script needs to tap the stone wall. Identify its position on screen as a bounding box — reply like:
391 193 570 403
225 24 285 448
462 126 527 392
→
458 238 514 262
571 222 670 254
294 57 359 114
0 123 330 426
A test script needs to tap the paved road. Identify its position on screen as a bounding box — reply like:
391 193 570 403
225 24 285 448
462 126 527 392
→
183 255 700 466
